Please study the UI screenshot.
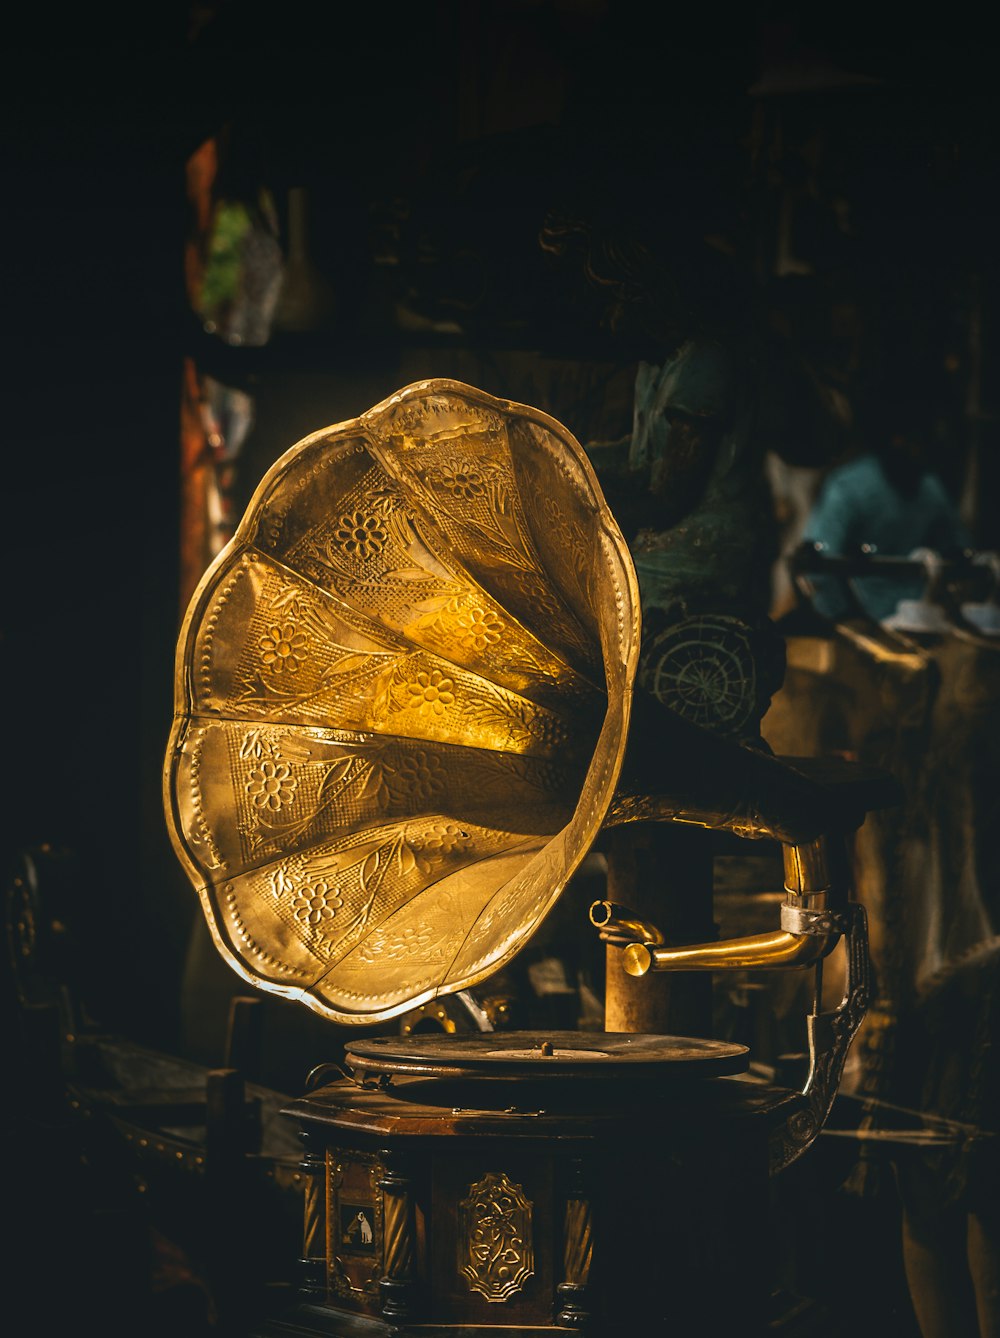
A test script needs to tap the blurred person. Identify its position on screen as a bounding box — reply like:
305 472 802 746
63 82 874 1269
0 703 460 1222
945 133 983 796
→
801 389 970 626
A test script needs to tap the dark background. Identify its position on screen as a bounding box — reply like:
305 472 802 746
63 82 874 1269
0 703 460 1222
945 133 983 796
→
4 0 1000 1072
3 6 1000 1338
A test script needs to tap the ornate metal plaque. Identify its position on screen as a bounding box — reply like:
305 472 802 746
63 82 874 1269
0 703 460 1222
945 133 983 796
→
164 379 640 1024
458 1171 535 1303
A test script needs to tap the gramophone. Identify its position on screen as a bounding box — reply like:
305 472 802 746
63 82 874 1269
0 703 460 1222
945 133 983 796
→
164 380 899 1335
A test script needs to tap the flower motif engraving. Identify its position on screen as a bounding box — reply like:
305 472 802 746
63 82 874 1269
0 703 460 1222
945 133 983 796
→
459 1172 534 1303
259 623 308 674
291 880 344 927
542 495 566 531
406 669 455 715
383 925 433 958
439 464 485 499
398 925 432 949
418 822 466 855
389 750 446 805
457 606 503 653
247 759 297 810
357 921 436 964
334 511 388 560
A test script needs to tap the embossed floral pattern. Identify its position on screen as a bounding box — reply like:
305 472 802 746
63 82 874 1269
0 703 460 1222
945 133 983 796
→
532 761 566 795
259 623 307 674
542 496 565 531
390 750 446 804
387 925 433 954
292 880 344 926
334 511 388 559
418 821 466 855
406 669 455 715
527 712 567 749
247 760 297 810
439 465 485 499
357 923 435 964
268 865 296 900
458 606 503 652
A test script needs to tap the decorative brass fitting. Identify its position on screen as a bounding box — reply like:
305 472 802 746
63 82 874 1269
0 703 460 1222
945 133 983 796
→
621 928 834 977
593 830 873 1174
598 834 846 978
588 900 665 947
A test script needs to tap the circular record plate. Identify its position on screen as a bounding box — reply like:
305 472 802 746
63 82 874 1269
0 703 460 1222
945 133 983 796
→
345 1030 749 1081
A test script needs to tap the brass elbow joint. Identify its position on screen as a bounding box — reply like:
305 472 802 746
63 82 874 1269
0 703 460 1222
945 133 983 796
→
621 925 838 977
600 835 848 977
589 900 665 947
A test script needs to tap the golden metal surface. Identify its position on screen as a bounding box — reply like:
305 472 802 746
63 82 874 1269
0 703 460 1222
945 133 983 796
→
782 837 831 896
622 929 833 977
613 831 845 977
165 380 640 1025
588 900 666 946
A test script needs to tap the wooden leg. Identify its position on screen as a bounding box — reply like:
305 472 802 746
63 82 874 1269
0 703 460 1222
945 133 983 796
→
968 1210 1000 1338
902 1206 980 1338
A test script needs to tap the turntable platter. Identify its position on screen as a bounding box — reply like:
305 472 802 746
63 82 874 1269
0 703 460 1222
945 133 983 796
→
344 1029 749 1082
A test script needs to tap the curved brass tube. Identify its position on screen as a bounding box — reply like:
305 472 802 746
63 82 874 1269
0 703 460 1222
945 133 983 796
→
622 929 836 977
593 831 845 978
589 900 665 945
782 837 831 895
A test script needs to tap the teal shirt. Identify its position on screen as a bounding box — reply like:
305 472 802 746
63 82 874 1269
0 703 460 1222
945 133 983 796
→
802 454 969 621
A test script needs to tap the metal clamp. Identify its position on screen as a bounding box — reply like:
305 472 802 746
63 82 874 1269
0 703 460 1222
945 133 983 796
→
780 904 851 936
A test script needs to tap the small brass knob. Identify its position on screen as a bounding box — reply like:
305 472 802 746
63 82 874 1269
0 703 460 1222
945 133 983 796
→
623 943 652 977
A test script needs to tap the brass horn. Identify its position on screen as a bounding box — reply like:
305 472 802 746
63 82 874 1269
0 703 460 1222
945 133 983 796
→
164 379 897 1031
